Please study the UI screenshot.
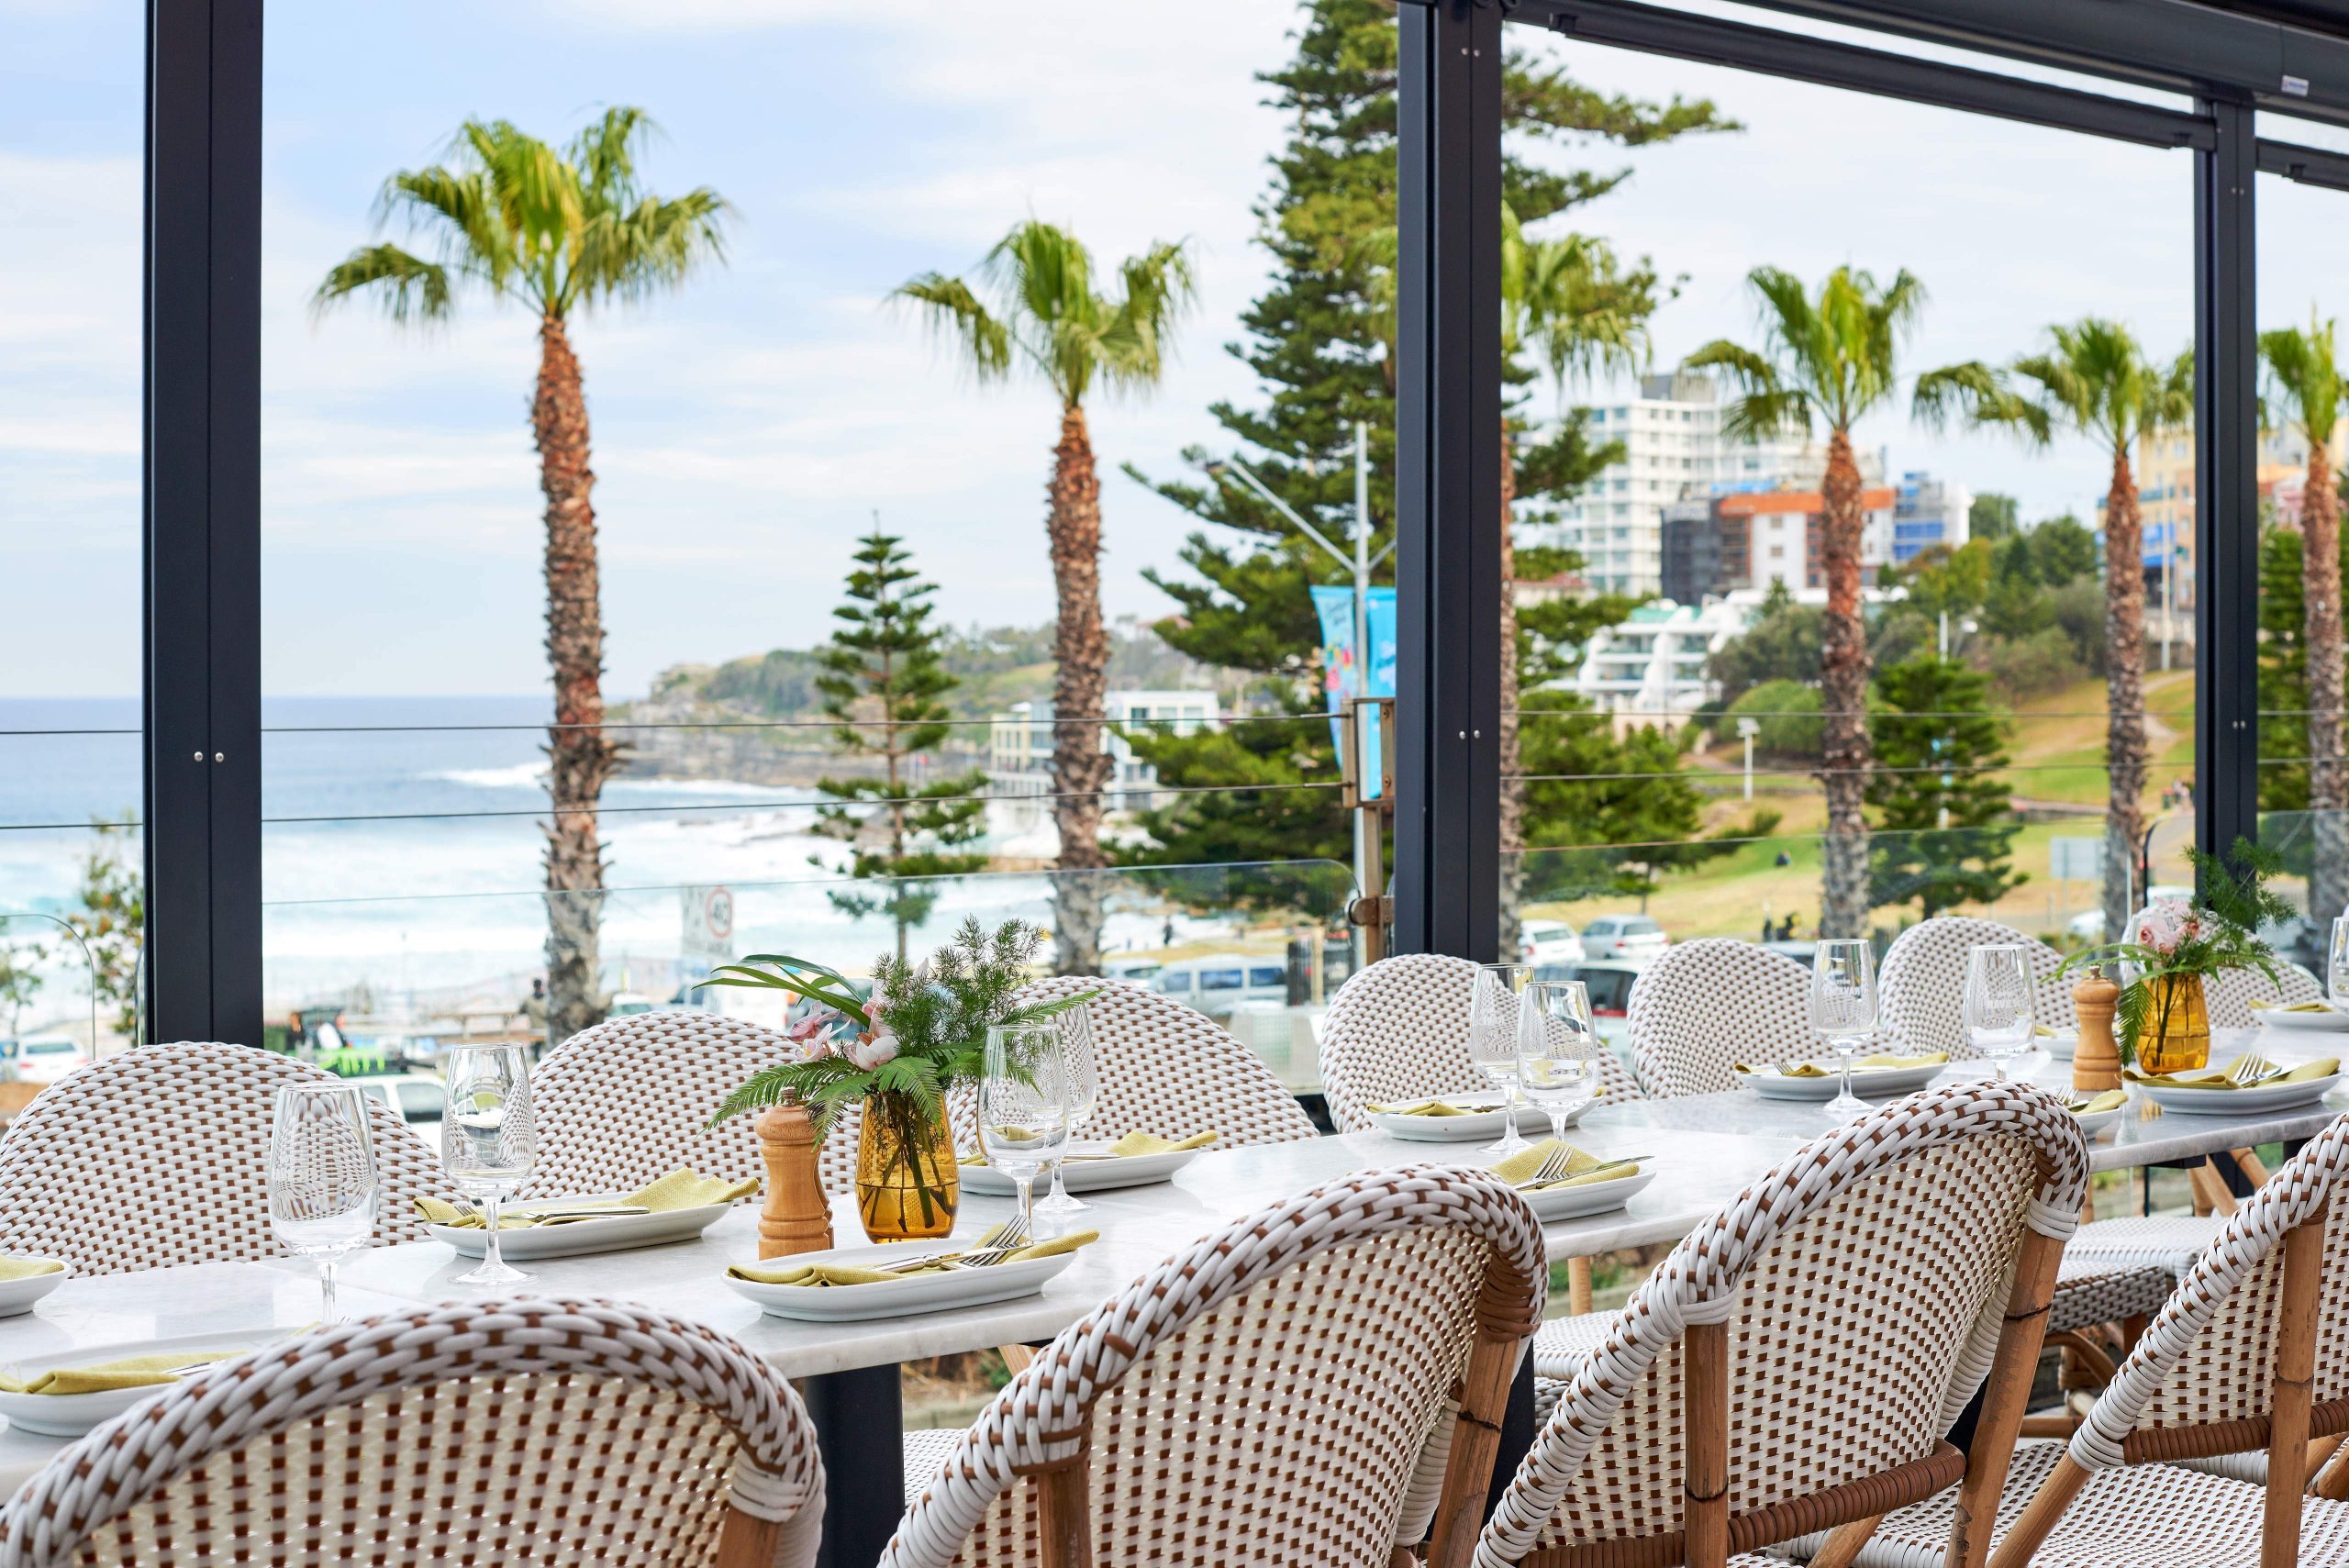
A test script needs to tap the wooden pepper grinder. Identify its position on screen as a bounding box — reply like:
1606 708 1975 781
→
755 1099 833 1260
2072 964 2123 1093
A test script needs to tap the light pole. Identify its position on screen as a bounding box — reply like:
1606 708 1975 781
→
1736 716 1759 802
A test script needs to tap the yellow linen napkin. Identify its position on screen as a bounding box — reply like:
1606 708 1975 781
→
2033 1025 2065 1038
1489 1140 1638 1191
0 1351 214 1396
2071 1089 2128 1114
1103 1130 1219 1156
1365 1098 1482 1117
417 1167 758 1229
2123 1057 2340 1090
728 1225 1098 1287
1734 1051 1947 1078
0 1259 64 1284
2250 998 2334 1014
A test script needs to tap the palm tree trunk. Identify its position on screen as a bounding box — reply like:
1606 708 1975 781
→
1047 402 1112 975
2102 446 2148 940
534 314 618 1049
1818 428 1873 939
2304 448 2349 920
1498 422 1525 962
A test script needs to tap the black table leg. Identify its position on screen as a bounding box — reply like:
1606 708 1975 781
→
805 1363 902 1568
1485 1351 1538 1520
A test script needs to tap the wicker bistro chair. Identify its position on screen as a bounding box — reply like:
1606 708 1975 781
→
1009 976 1319 1146
1834 1112 2349 1568
2206 959 2326 1028
1317 953 1643 1134
885 1165 1548 1568
1625 939 1820 1098
0 1041 441 1275
1876 917 2080 1061
0 1297 826 1568
1474 1080 2091 1568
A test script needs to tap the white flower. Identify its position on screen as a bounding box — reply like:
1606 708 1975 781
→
844 1032 900 1072
2132 897 2192 956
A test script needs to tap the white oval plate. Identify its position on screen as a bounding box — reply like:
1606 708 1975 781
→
2038 1031 2078 1061
0 1262 69 1319
961 1142 1202 1195
2072 1106 2123 1137
2254 1007 2349 1034
2132 1072 2345 1116
1739 1062 1945 1101
1368 1099 1575 1143
724 1240 1076 1323
1518 1165 1657 1222
426 1193 733 1260
0 1328 281 1438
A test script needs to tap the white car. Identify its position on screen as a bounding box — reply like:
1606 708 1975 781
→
349 1072 448 1127
1520 918 1586 965
2067 884 2193 941
0 1038 87 1084
1579 915 1668 963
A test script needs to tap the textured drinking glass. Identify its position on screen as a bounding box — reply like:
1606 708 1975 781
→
1965 943 2036 1081
1470 962 1533 1155
440 1043 537 1286
981 1023 1068 1234
1036 1006 1099 1219
268 1084 378 1321
1809 939 1879 1120
2331 917 2349 1009
1517 979 1600 1143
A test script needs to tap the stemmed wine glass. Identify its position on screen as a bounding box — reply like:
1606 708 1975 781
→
440 1043 537 1287
1965 943 2035 1081
1470 962 1534 1155
1034 1006 1100 1225
1517 979 1600 1144
267 1083 378 1321
980 1022 1068 1235
1809 938 1880 1121
2329 917 2349 1010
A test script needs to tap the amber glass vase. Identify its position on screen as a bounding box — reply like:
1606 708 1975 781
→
854 1090 960 1241
2136 972 2211 1076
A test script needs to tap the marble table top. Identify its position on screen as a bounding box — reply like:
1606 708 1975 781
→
0 1023 2336 1490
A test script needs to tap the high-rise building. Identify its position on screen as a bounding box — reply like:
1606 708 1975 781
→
1658 485 1900 605
1891 472 1974 563
2134 417 2347 617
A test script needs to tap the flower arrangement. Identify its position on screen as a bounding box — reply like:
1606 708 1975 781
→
2058 838 2294 1063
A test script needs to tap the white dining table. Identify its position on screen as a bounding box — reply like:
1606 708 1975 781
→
0 1025 2338 1567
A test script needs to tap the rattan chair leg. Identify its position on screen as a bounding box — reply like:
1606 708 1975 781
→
1951 1229 2065 1568
2047 1328 2119 1387
1806 1513 1884 1568
1034 1460 1095 1568
1567 1254 1594 1316
2190 1161 2238 1218
1684 1320 1731 1568
2264 1206 2330 1568
1430 1327 1528 1568
2232 1148 2273 1189
715 1500 785 1567
998 1343 1036 1375
2314 1435 2349 1502
1986 1453 2092 1568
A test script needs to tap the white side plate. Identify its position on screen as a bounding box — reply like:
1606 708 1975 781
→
2132 1072 2344 1116
2038 1032 2078 1062
1368 1099 1574 1143
1518 1165 1657 1222
0 1262 68 1320
1739 1062 1945 1102
0 1327 281 1438
2072 1106 2123 1137
725 1240 1075 1323
2255 1007 2349 1034
427 1193 733 1260
961 1142 1202 1195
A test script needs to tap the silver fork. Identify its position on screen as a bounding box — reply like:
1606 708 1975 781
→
1516 1145 1580 1188
952 1216 1034 1269
2228 1054 2274 1086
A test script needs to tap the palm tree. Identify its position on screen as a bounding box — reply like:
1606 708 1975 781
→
1684 265 1932 939
896 222 1195 974
1917 318 2193 940
313 110 729 1047
2262 312 2349 920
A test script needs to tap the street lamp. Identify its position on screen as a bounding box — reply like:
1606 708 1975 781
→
1736 717 1760 802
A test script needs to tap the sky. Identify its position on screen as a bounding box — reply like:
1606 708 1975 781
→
7 0 2349 699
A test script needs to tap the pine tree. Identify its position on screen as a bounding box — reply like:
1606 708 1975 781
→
1865 656 2024 919
809 528 990 960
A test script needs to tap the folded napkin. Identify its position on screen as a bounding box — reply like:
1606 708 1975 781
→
1104 1129 1219 1156
0 1258 64 1284
727 1224 1098 1287
2033 1025 2065 1038
1733 1051 1948 1078
2251 999 2335 1014
1365 1098 1482 1117
2070 1089 2128 1115
1489 1140 1640 1191
417 1167 758 1229
0 1351 215 1396
2123 1057 2340 1090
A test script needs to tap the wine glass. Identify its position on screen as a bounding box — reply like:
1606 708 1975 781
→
440 1043 537 1286
2329 916 2349 1010
1965 943 2035 1081
1034 1006 1099 1222
980 1022 1068 1236
1517 979 1600 1144
267 1083 378 1321
1470 962 1533 1154
1809 938 1879 1121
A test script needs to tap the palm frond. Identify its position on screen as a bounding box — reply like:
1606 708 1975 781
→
309 243 455 326
891 273 1014 382
1912 361 2052 443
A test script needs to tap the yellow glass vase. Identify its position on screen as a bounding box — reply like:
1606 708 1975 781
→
2136 972 2211 1075
854 1091 960 1241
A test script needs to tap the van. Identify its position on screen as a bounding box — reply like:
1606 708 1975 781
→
1152 952 1290 1015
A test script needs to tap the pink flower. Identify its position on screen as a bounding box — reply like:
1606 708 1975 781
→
863 995 888 1028
844 1032 899 1072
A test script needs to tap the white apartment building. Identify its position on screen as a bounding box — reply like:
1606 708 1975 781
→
987 691 1220 815
1568 584 1909 724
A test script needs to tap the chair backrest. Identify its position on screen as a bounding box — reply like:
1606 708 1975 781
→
1627 940 1816 1098
1476 1081 2088 1568
1011 977 1318 1146
884 1166 1547 1568
2201 960 2324 1028
1877 917 2076 1060
1318 953 1644 1133
0 1297 825 1568
0 1041 442 1275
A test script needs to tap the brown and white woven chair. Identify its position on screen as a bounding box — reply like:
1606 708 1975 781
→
1625 939 1819 1098
1475 1080 2089 1568
1876 917 2079 1061
1010 976 1318 1146
531 1009 977 1202
1318 953 1643 1133
2204 959 2326 1028
0 1296 826 1568
887 1165 1547 1568
0 1041 441 1275
1835 1111 2349 1568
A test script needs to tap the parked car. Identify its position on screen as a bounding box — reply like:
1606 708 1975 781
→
1579 914 1668 963
1757 940 1817 968
1520 918 1586 966
349 1071 447 1128
1531 960 1644 1063
1104 958 1163 986
2067 884 2194 942
1152 952 1289 1016
0 1037 86 1084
